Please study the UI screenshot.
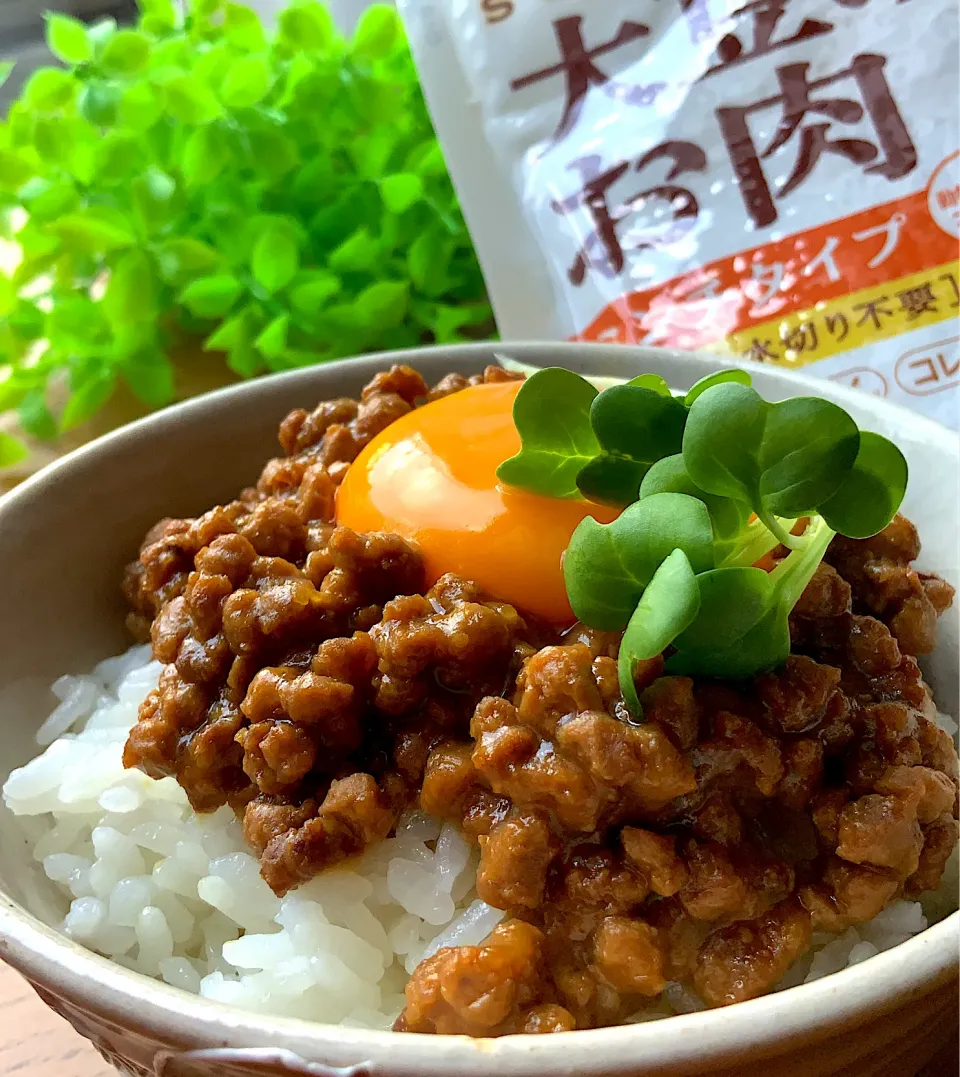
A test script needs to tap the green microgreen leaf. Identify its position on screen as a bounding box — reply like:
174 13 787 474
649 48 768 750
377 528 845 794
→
819 432 908 539
627 373 672 396
576 385 688 505
683 384 861 546
684 367 752 406
496 367 599 499
563 492 714 631
671 566 773 653
619 549 700 714
639 453 750 543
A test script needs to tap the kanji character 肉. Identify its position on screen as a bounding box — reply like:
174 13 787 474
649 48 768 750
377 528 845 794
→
717 54 917 227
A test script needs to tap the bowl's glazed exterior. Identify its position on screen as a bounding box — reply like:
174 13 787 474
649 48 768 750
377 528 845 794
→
0 342 956 1077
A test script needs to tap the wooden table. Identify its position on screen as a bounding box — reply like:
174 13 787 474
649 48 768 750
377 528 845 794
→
0 961 955 1077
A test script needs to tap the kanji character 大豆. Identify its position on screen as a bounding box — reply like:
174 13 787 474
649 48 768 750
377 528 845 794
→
744 338 779 362
824 311 849 342
510 17 664 144
551 141 708 285
852 211 905 268
804 236 842 283
782 320 819 355
897 283 938 320
704 0 833 78
852 296 893 329
744 259 786 312
938 271 960 307
717 54 917 228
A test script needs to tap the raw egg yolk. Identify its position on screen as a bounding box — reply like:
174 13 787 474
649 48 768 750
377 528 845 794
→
335 380 619 625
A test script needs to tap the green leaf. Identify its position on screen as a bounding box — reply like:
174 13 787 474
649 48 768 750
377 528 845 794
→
255 313 289 360
667 603 790 681
328 228 380 273
683 384 861 532
102 250 156 326
757 397 859 517
18 388 57 439
819 432 908 539
496 367 599 498
408 228 452 296
639 454 750 543
162 75 222 125
278 3 335 51
224 3 266 50
132 166 178 233
99 29 151 75
619 549 700 715
684 367 752 406
380 172 423 214
45 13 92 65
682 382 768 505
0 150 35 189
179 274 243 317
225 339 262 378
355 280 408 327
563 492 714 631
121 349 174 408
576 385 688 505
288 270 340 315
251 222 299 295
137 0 178 31
351 5 400 62
627 373 672 396
182 125 229 186
86 16 117 54
203 307 251 352
245 128 299 182
156 237 219 284
24 68 76 112
60 371 116 431
0 431 27 467
221 56 271 108
49 210 135 252
672 567 773 653
119 82 163 130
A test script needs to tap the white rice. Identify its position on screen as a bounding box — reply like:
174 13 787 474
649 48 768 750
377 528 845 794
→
2 647 957 1028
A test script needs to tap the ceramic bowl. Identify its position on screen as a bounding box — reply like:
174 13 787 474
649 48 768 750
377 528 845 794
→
0 342 956 1077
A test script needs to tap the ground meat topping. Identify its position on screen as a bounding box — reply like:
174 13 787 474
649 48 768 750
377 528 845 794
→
120 370 958 1037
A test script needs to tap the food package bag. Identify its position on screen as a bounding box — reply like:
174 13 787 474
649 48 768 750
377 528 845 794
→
397 0 959 427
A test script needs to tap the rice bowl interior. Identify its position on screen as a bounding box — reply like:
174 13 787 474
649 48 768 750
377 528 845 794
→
0 344 956 1077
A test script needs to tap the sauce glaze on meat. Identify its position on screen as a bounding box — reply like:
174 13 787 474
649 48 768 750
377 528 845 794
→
122 364 958 1035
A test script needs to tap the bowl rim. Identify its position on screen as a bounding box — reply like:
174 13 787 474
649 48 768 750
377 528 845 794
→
0 340 957 1075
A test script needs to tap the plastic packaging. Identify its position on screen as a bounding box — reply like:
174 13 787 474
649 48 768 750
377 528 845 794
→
398 0 959 427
